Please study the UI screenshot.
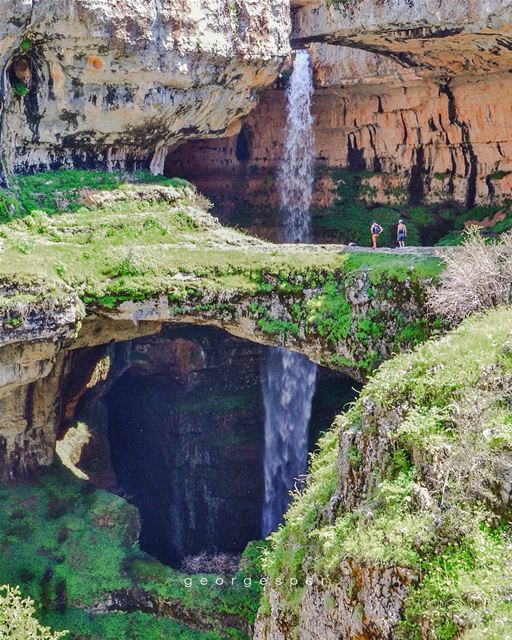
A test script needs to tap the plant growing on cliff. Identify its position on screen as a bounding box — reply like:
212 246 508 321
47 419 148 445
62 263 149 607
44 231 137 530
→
12 80 29 98
0 585 67 639
429 229 512 321
261 307 512 638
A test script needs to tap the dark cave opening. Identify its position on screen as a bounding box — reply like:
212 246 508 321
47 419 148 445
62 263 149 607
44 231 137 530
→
66 324 360 569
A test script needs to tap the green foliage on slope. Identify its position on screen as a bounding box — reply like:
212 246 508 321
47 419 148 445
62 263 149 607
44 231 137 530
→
0 465 268 640
311 168 512 247
0 170 443 378
0 169 189 222
0 585 67 639
262 307 512 639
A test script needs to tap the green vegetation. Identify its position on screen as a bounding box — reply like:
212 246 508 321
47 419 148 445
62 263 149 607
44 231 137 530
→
310 167 512 247
262 307 512 639
436 203 512 245
0 465 268 640
311 168 456 247
0 169 443 377
489 170 512 180
12 80 29 98
0 585 67 639
0 169 189 222
43 610 220 640
216 167 512 248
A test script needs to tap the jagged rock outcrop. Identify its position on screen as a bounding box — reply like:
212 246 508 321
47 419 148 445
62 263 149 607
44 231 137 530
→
291 0 512 72
0 0 289 177
254 563 417 640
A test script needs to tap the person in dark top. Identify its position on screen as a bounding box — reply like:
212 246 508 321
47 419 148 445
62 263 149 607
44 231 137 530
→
397 219 407 248
371 221 383 249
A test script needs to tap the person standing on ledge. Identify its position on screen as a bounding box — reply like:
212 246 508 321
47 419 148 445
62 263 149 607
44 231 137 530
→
371 221 383 249
397 219 408 248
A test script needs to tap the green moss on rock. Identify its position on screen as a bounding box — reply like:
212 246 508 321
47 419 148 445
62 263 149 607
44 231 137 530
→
0 465 267 640
262 307 512 639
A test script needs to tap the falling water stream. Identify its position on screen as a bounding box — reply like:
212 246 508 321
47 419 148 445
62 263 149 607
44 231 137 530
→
262 51 318 536
277 50 315 244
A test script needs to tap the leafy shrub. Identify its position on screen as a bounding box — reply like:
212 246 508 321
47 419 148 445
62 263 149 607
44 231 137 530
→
429 229 512 321
12 80 28 97
12 239 34 254
0 585 67 639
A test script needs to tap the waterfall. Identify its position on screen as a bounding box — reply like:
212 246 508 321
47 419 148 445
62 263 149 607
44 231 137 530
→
262 349 317 536
262 51 318 536
277 50 315 244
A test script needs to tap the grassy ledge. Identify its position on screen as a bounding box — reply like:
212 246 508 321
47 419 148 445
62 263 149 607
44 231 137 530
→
0 170 444 377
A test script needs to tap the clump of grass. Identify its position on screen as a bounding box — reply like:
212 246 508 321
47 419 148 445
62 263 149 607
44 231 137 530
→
12 80 29 97
0 169 190 221
429 228 512 321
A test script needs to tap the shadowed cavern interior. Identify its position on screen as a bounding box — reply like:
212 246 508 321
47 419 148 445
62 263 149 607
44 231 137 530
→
57 324 360 569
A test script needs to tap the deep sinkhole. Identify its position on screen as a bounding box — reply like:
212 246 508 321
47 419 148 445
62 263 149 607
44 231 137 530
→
61 324 361 569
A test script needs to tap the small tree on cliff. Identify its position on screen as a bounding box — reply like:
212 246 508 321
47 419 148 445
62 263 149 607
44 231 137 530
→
0 585 67 639
429 228 512 321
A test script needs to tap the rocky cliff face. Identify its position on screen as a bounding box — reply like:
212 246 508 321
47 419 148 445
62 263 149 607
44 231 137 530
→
0 261 436 483
0 0 289 177
255 307 512 640
291 0 512 68
55 323 357 567
168 3 512 229
254 563 417 640
0 182 441 483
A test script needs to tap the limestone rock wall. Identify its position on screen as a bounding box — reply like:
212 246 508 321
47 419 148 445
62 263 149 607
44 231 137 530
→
291 0 512 73
0 313 161 482
254 563 417 640
0 0 290 176
0 262 436 481
167 4 512 227
168 43 512 223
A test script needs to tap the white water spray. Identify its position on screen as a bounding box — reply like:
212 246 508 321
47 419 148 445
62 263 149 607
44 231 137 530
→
262 349 317 535
262 51 318 536
277 50 315 243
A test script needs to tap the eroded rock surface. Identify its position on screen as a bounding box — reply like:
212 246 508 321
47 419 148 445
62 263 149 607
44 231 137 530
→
0 0 289 176
0 256 435 482
254 563 417 640
291 0 512 73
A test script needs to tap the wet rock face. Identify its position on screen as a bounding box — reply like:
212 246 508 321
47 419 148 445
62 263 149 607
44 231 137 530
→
0 0 289 175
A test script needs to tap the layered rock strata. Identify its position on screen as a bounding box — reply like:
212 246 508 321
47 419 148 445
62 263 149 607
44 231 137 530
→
168 4 512 223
